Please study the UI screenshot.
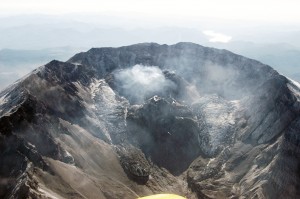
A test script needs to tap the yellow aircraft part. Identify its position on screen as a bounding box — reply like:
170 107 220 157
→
137 194 186 199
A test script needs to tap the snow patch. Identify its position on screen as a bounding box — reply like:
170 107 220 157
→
194 94 239 154
124 106 128 126
90 79 117 108
203 30 232 43
0 94 8 107
90 79 102 99
38 187 61 199
287 77 300 99
27 142 36 149
288 78 300 88
207 158 215 167
221 163 226 170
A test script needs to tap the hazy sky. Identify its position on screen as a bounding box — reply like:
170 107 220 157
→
1 0 300 24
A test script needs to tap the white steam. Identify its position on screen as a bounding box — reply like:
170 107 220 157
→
200 63 242 99
114 65 175 104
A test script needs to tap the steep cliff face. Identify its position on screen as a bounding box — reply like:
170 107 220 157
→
0 42 299 199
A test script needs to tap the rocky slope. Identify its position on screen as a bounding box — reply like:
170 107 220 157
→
0 42 299 199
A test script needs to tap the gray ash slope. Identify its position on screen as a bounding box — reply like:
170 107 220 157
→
0 42 300 199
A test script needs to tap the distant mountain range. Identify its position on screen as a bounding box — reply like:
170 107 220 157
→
0 15 299 91
0 47 86 89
